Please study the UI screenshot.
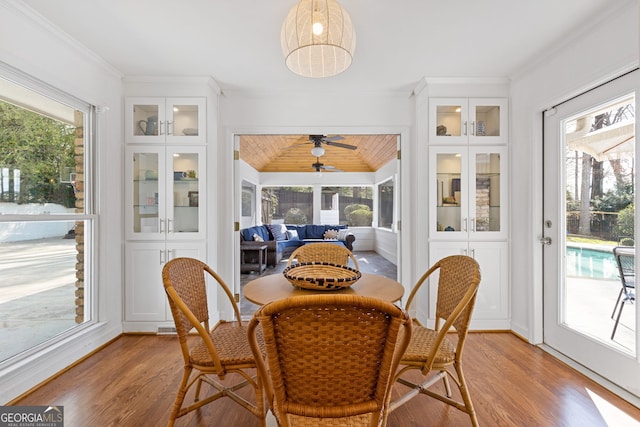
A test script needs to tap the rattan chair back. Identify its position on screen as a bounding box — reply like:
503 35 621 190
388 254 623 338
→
403 255 480 364
391 255 481 426
162 257 266 427
248 294 412 427
287 242 360 270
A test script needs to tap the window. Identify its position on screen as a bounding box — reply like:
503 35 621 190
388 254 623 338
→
378 178 394 229
321 186 373 226
0 72 95 364
261 186 313 224
241 180 256 228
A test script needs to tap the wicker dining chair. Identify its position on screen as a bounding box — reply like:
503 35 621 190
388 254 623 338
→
287 242 360 270
390 255 481 427
248 294 412 427
162 257 266 427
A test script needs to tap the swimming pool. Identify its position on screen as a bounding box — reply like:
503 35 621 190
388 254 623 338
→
566 246 618 280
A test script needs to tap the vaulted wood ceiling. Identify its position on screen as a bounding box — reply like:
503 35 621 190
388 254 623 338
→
239 135 398 173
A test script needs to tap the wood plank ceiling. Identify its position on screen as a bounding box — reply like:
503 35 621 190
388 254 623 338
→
239 134 398 173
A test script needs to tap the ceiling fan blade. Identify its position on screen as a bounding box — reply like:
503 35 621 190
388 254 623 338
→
321 167 343 172
325 140 357 150
322 135 345 142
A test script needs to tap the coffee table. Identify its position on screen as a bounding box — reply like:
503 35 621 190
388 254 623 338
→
240 243 267 273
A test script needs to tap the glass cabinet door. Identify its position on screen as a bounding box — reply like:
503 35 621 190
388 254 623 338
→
430 146 507 240
165 98 206 143
429 98 468 144
468 98 508 145
469 146 506 239
126 145 205 240
430 98 508 145
430 147 467 239
167 146 206 239
125 98 166 143
125 97 206 143
128 146 165 239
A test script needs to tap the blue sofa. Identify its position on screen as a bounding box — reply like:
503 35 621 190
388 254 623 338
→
240 224 355 267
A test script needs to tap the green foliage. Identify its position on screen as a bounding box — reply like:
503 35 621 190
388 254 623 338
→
0 101 76 205
284 207 307 224
620 237 634 246
345 204 372 226
591 184 634 212
566 190 580 211
349 209 373 226
344 203 368 217
615 204 634 241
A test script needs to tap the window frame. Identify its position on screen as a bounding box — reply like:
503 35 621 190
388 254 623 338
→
0 64 98 364
377 177 395 230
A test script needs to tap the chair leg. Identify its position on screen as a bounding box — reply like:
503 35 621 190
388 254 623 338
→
611 288 624 319
454 363 479 427
442 373 452 398
167 366 193 427
611 300 626 340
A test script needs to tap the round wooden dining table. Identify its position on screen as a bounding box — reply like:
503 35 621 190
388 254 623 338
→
243 272 405 306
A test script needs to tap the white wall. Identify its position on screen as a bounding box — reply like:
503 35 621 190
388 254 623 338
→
0 1 123 403
509 0 639 342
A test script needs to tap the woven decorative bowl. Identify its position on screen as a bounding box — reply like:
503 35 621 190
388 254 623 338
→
283 262 362 291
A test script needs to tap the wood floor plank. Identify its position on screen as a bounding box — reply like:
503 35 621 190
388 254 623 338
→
14 333 640 426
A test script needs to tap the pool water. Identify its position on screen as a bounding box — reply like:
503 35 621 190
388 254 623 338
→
566 246 617 280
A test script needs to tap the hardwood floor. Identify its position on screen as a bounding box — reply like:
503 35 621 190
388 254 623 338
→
14 332 640 426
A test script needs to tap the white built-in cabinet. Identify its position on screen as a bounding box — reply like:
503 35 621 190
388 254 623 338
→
125 145 206 241
123 96 207 332
428 97 509 328
428 97 508 145
429 146 506 240
124 241 205 323
124 97 206 144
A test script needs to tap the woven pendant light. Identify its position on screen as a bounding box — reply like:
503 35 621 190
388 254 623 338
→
281 0 356 78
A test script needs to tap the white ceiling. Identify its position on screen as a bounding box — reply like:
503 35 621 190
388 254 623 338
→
23 0 616 95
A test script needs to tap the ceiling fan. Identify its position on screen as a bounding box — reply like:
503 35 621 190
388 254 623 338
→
288 134 358 155
312 157 343 172
307 134 357 150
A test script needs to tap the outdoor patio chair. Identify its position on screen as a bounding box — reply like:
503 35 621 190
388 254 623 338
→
287 242 360 270
162 257 267 427
248 294 412 426
611 246 635 340
390 255 481 427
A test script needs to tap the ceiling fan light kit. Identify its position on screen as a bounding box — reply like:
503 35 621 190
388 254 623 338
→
311 145 325 157
281 0 356 78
